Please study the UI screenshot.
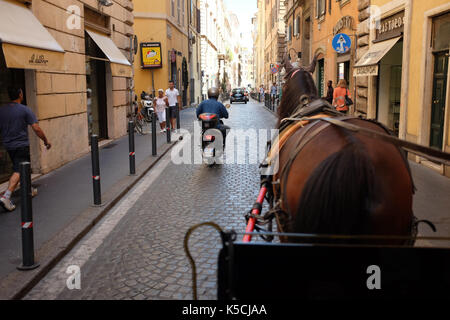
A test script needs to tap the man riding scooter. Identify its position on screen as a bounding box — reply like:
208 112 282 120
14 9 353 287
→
196 87 230 148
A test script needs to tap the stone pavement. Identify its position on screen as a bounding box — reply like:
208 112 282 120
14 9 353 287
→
23 99 450 300
25 99 277 300
0 111 187 280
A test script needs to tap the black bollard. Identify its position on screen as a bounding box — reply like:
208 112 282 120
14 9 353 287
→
165 107 171 143
17 162 39 271
176 104 180 130
128 121 136 175
151 112 157 156
91 135 102 206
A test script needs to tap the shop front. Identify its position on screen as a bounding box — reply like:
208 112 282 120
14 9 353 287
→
84 29 132 142
0 0 65 183
354 11 405 136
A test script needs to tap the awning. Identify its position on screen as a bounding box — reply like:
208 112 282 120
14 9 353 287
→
353 37 401 77
86 29 132 77
0 0 65 71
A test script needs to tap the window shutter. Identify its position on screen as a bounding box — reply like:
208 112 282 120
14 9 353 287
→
196 8 200 33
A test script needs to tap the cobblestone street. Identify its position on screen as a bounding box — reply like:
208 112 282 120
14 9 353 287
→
25 100 278 300
23 98 450 301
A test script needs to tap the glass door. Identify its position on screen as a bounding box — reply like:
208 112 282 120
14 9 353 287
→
429 52 448 149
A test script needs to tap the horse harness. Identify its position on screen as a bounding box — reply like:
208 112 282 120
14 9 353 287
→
247 98 439 244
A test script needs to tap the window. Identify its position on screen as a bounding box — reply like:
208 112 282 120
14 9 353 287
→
182 0 185 27
316 0 326 18
171 0 175 17
177 0 181 24
294 15 300 36
287 24 292 41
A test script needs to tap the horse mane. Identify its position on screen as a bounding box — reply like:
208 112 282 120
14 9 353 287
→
289 136 381 242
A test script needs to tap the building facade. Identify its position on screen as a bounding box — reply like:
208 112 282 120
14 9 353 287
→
354 0 450 177
188 0 202 106
264 0 286 90
0 0 134 183
133 0 189 105
309 0 359 99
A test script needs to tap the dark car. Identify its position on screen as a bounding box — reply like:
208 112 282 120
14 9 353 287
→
230 88 247 104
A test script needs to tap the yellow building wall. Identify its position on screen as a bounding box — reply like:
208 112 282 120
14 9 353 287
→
311 1 358 92
405 0 449 140
134 0 188 101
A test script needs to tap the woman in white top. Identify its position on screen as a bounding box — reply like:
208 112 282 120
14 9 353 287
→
153 89 168 132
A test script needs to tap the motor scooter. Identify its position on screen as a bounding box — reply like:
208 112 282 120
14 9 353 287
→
198 104 230 166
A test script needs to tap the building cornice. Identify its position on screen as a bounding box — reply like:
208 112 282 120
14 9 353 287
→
134 12 188 37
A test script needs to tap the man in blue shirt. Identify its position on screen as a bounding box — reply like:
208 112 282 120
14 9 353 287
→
196 87 229 147
0 87 51 212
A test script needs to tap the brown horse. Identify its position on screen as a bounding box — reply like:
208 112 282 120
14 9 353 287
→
271 56 416 244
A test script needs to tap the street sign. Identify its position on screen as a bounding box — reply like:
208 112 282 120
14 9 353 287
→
332 33 351 54
271 64 279 74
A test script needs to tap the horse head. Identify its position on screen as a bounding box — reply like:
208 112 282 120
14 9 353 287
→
278 54 320 126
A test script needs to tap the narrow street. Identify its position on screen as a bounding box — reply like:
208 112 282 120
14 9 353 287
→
25 99 277 300
23 99 450 300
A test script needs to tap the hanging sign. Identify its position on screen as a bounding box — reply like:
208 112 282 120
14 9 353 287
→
140 42 162 69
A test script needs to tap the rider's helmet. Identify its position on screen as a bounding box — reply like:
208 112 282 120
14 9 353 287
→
207 87 220 100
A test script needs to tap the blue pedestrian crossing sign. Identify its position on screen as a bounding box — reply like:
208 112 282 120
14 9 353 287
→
332 33 351 54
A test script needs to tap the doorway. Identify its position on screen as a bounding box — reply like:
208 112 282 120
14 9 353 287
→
429 51 448 149
337 61 350 84
0 51 26 183
85 33 108 141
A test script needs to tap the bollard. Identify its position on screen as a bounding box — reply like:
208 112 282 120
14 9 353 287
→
165 107 171 143
128 121 136 175
17 162 39 271
151 112 157 156
176 104 180 130
91 135 102 206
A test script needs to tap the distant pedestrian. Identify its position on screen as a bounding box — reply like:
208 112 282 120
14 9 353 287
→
333 79 351 114
324 80 334 104
259 85 264 102
270 82 277 106
0 87 51 212
153 89 168 133
165 80 181 132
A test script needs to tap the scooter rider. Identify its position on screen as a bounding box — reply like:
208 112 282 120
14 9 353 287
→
196 87 229 147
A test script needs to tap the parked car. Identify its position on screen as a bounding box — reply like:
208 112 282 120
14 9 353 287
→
230 88 247 104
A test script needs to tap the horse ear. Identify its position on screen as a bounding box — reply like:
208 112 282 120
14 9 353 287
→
283 53 294 75
304 53 319 73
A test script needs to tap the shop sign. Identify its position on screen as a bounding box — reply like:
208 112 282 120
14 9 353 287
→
140 42 162 69
353 65 379 77
333 16 354 36
375 11 405 42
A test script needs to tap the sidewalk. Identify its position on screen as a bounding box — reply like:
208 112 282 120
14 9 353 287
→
0 108 194 298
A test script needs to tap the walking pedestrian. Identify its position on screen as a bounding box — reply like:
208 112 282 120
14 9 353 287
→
324 80 334 105
333 79 351 114
270 82 277 107
0 87 51 212
165 80 181 132
259 85 264 102
153 89 168 133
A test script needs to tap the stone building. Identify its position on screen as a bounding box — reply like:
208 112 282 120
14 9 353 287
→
0 0 134 183
354 0 449 177
264 0 286 90
284 0 313 70
188 0 202 106
133 0 189 105
309 0 359 99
